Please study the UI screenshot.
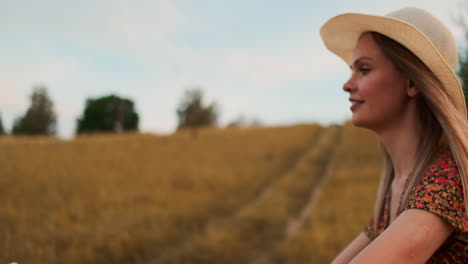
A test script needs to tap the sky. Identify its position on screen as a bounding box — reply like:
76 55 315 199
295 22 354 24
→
1 0 467 139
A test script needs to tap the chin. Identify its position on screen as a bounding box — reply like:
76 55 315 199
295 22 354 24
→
351 115 375 131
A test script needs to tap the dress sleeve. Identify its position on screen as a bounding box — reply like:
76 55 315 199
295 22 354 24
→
400 153 468 235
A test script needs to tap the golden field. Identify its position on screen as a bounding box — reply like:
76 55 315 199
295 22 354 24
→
0 122 381 264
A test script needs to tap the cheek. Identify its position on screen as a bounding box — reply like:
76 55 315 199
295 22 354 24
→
360 78 385 103
360 76 407 115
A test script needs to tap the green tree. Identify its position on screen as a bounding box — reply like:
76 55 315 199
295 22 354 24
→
12 86 57 135
76 94 139 134
176 88 218 131
456 1 468 108
0 113 5 135
460 51 468 108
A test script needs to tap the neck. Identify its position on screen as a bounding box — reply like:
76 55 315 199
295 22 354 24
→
376 104 422 183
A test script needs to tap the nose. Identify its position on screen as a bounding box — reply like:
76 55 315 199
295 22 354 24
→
342 76 356 93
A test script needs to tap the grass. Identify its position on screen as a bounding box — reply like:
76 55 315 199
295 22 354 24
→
153 124 341 264
277 122 382 263
0 124 321 264
0 122 384 264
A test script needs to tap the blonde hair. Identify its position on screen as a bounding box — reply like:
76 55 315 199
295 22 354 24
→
368 32 468 231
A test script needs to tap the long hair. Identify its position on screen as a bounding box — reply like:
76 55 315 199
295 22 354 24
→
368 32 468 231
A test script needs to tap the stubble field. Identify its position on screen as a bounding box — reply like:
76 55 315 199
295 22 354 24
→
0 122 381 264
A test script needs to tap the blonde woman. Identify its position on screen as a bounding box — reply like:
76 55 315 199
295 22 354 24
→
320 7 468 263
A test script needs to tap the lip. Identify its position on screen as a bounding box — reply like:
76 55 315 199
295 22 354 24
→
349 99 365 112
350 102 362 111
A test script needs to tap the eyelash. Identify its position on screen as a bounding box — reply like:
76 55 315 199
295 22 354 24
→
359 67 371 74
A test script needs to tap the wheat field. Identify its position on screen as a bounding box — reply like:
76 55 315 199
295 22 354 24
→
0 122 381 264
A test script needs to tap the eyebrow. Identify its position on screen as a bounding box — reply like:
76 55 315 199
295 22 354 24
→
349 57 373 69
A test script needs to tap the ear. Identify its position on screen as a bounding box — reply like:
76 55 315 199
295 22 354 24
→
406 79 419 97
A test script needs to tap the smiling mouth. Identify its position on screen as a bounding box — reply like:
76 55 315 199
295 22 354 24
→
350 99 365 104
350 99 365 111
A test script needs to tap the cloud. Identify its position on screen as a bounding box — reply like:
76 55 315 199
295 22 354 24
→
1 0 462 139
218 47 340 89
0 57 81 109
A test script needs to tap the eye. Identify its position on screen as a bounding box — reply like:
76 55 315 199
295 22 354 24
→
359 67 371 75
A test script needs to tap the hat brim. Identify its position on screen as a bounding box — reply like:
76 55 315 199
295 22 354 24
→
320 13 467 117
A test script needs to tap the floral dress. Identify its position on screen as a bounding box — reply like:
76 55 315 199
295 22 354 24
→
363 151 468 263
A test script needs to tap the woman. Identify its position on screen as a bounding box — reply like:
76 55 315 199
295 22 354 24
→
320 7 468 263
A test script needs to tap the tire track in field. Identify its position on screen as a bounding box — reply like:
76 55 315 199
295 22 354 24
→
284 128 342 242
150 125 341 264
249 125 343 264
147 126 325 263
233 126 325 219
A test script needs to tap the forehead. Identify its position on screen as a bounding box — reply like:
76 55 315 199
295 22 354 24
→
351 33 384 64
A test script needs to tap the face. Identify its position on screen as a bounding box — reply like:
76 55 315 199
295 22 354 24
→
343 33 416 132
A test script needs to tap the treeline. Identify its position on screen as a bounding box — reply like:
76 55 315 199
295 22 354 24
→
0 87 262 137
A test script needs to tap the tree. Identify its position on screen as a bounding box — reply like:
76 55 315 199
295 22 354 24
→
460 50 468 108
176 88 219 130
12 86 57 135
0 113 5 135
456 1 468 108
76 94 139 134
226 114 263 129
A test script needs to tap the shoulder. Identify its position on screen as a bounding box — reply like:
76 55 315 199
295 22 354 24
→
424 151 460 185
415 151 462 198
402 150 468 234
414 151 462 199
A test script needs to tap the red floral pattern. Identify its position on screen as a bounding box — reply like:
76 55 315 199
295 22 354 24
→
363 151 468 263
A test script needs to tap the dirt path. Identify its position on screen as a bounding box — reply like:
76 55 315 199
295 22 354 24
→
147 128 324 264
249 127 343 264
233 129 324 219
284 140 339 241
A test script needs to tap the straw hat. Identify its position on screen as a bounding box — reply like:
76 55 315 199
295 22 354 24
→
320 7 467 117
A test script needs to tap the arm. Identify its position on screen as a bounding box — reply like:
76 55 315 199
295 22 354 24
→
331 232 372 264
348 209 454 264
